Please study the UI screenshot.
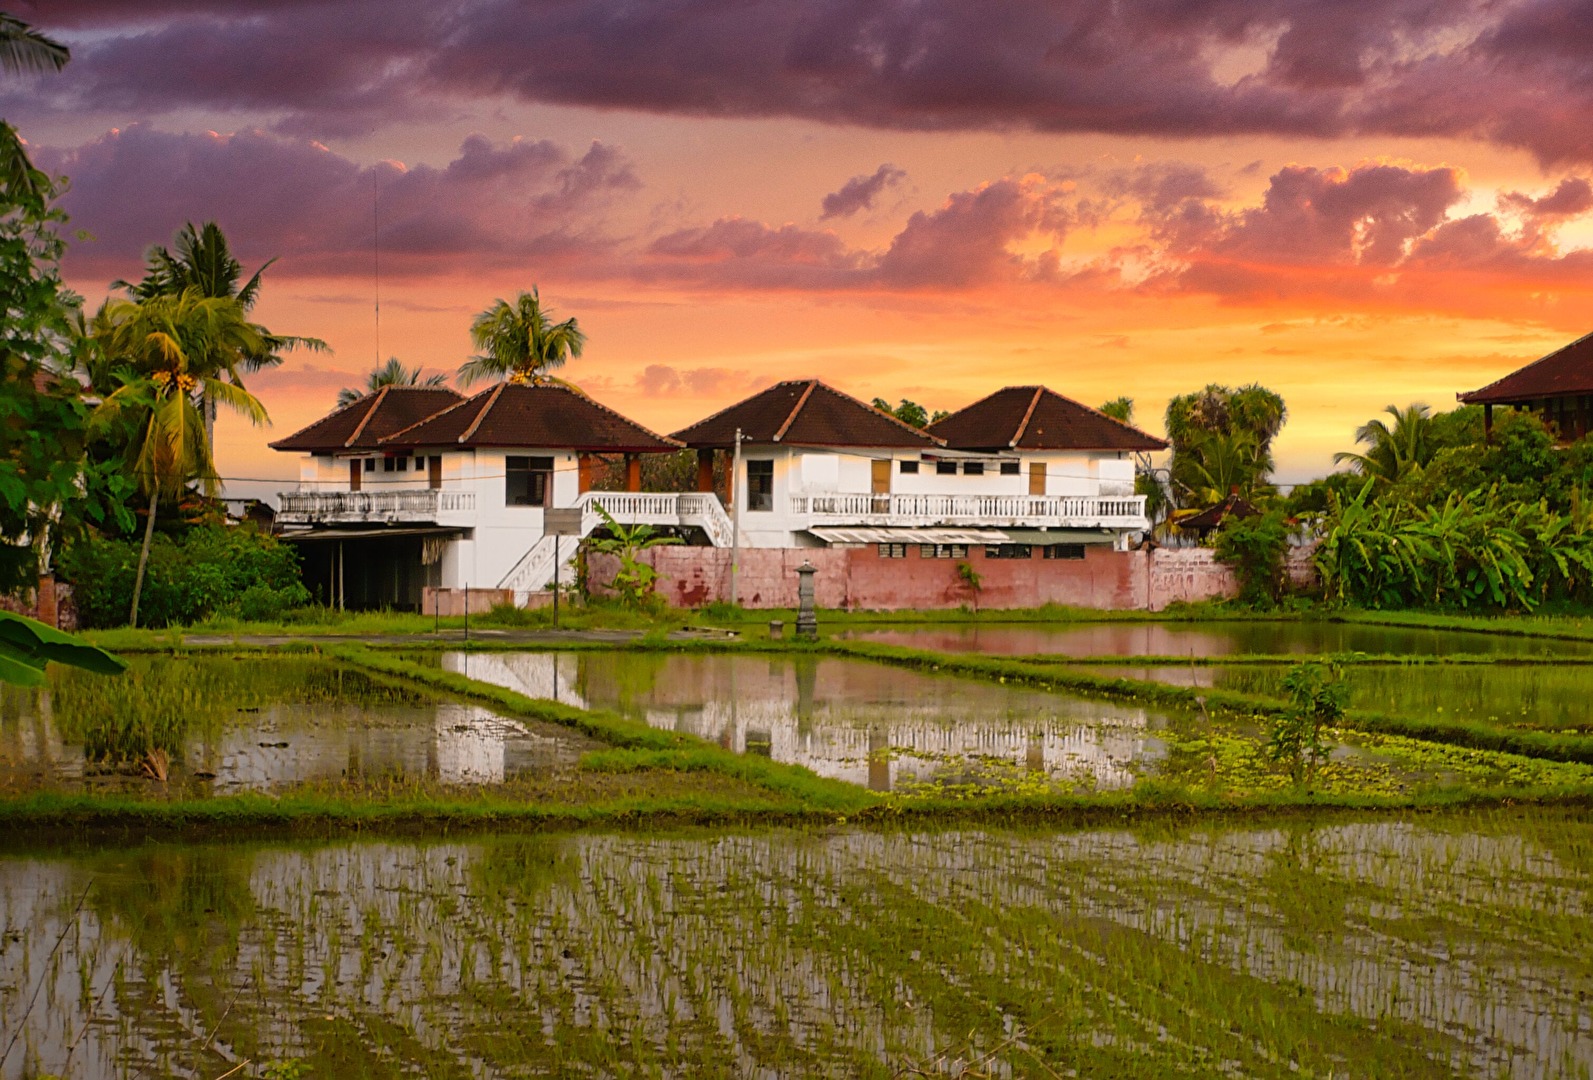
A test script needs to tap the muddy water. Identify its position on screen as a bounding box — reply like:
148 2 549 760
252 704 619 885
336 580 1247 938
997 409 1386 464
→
835 621 1593 657
0 657 597 795
3 809 1590 1078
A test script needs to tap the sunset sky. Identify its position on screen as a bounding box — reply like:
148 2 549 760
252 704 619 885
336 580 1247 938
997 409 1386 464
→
11 0 1593 500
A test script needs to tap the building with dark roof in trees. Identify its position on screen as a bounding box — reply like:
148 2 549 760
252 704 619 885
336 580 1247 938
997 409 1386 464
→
1459 331 1593 442
272 378 1162 609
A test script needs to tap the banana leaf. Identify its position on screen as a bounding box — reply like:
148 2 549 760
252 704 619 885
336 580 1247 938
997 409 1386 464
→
0 609 126 686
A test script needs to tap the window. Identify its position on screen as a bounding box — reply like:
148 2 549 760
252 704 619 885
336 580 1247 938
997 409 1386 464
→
963 462 985 476
900 460 919 474
506 455 554 507
395 456 408 472
1044 544 1087 560
367 458 380 474
382 456 396 473
920 543 969 559
746 459 774 512
985 544 1032 559
877 543 907 559
999 461 1020 476
935 461 958 475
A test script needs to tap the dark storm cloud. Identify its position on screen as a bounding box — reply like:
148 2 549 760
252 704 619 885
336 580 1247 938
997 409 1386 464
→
820 164 905 219
42 125 637 279
19 0 1593 164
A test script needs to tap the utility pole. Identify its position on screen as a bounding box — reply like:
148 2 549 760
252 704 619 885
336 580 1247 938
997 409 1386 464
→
730 427 742 607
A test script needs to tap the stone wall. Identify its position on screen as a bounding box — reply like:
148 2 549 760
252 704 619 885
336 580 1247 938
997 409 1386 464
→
587 543 1319 612
0 577 76 630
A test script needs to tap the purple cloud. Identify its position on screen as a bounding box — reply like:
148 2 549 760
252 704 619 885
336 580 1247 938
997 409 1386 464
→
15 0 1593 163
820 164 905 219
41 125 637 280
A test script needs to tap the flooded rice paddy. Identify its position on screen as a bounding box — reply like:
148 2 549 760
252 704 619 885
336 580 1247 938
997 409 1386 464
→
437 651 1593 796
835 621 1593 658
3 809 1592 1078
0 657 599 796
1094 663 1593 733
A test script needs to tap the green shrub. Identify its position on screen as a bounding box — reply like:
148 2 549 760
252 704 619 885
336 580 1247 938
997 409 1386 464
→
1213 508 1291 607
59 523 310 628
1267 661 1347 784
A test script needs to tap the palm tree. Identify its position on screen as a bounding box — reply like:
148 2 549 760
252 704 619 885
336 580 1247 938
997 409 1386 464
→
1179 429 1268 507
0 13 69 211
0 13 69 75
1334 403 1435 487
90 291 270 627
338 357 450 407
1098 397 1134 424
458 289 585 386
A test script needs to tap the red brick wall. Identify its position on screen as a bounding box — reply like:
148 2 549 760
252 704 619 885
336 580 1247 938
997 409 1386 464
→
588 543 1319 612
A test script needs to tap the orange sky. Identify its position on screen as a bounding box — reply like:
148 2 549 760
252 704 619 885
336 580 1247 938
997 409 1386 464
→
16 3 1593 502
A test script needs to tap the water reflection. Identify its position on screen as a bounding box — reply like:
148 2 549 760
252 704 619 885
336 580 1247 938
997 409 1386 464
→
837 621 1593 657
446 650 1164 792
0 659 595 794
2 811 1589 1079
1094 663 1593 731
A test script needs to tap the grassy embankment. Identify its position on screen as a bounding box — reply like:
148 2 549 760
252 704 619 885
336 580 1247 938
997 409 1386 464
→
10 630 1593 835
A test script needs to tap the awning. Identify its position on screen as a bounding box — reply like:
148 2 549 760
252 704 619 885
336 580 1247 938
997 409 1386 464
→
808 527 1011 545
276 526 467 542
996 528 1118 545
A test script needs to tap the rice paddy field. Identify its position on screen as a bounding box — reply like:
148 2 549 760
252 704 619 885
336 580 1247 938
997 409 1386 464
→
3 615 1593 1077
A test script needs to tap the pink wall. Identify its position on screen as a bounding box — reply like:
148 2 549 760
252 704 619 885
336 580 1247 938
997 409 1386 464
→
586 544 1318 611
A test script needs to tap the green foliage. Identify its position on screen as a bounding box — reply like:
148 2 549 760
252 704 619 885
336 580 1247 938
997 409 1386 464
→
261 1061 311 1080
586 504 682 607
59 524 310 628
1282 472 1362 518
337 356 449 407
0 608 124 686
1314 479 1593 610
1098 396 1134 423
870 397 946 428
1164 384 1286 508
458 287 584 386
1214 508 1292 607
1267 662 1347 784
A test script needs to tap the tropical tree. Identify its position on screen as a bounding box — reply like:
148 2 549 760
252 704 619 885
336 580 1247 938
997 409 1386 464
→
337 357 450 407
458 288 585 386
112 221 324 374
0 13 69 211
90 291 271 627
870 397 947 429
1098 397 1134 424
1165 383 1286 508
1333 403 1437 488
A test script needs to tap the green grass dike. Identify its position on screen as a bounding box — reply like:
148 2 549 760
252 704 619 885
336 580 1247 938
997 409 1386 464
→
8 635 1593 839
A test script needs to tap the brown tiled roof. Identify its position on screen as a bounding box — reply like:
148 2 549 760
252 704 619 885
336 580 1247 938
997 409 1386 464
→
1459 332 1593 405
381 382 681 452
269 386 464 452
929 386 1167 452
671 380 942 449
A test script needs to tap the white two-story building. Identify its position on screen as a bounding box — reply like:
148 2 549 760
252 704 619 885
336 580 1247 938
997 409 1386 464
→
671 380 1162 553
271 378 1163 610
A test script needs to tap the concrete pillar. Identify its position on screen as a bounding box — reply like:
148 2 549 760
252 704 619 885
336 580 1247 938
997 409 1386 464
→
577 454 597 494
624 453 642 492
696 448 715 493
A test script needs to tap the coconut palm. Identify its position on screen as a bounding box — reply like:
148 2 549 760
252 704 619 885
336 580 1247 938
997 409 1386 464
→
1098 397 1135 424
1178 429 1269 507
337 357 450 407
90 291 271 627
1333 403 1436 487
1165 383 1286 508
0 13 69 211
114 221 324 371
0 13 69 76
458 288 585 387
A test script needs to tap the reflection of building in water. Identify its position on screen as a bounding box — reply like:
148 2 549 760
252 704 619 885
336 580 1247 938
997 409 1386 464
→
440 652 1162 791
0 685 582 792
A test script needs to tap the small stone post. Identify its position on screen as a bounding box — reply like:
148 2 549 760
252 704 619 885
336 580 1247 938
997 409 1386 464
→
795 560 818 640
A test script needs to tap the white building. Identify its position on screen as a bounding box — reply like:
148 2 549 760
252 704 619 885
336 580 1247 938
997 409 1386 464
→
670 380 1163 552
271 379 1164 609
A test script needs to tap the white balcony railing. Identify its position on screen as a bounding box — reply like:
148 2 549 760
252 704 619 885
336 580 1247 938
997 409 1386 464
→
278 489 476 524
789 492 1148 528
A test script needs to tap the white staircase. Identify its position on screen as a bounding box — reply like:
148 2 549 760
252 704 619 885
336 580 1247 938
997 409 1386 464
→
496 491 734 601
